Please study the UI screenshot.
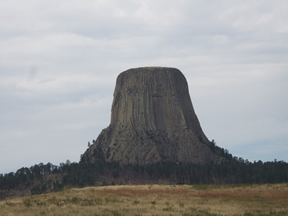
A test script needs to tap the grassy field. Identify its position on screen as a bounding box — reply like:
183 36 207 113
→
0 184 288 216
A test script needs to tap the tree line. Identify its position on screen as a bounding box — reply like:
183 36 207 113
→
1 156 288 199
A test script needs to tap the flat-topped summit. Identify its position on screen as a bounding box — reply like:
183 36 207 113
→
83 67 223 165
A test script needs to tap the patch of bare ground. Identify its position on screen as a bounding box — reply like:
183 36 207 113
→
0 184 288 216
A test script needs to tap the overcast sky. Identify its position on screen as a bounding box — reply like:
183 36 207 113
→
1 0 288 174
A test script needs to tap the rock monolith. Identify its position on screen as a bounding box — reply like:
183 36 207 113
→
83 67 222 165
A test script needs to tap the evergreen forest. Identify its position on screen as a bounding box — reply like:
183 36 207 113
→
1 154 288 199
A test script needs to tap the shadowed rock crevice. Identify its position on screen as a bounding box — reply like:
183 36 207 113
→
84 67 223 165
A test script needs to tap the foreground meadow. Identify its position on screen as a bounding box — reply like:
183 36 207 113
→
0 184 288 216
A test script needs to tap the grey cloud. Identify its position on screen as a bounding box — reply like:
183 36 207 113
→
0 0 288 173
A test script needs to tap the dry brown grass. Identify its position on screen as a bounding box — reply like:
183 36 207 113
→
0 184 288 216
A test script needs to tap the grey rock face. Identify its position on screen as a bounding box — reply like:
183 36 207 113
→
84 67 221 165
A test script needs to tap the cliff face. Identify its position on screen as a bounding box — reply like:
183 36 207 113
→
84 67 222 165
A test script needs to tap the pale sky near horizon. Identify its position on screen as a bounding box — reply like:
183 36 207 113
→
1 0 288 174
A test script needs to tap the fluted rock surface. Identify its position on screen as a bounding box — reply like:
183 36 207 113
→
84 67 222 165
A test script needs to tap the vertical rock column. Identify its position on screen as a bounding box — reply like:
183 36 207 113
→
84 67 220 165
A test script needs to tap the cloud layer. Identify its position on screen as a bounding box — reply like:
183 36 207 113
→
1 0 288 173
